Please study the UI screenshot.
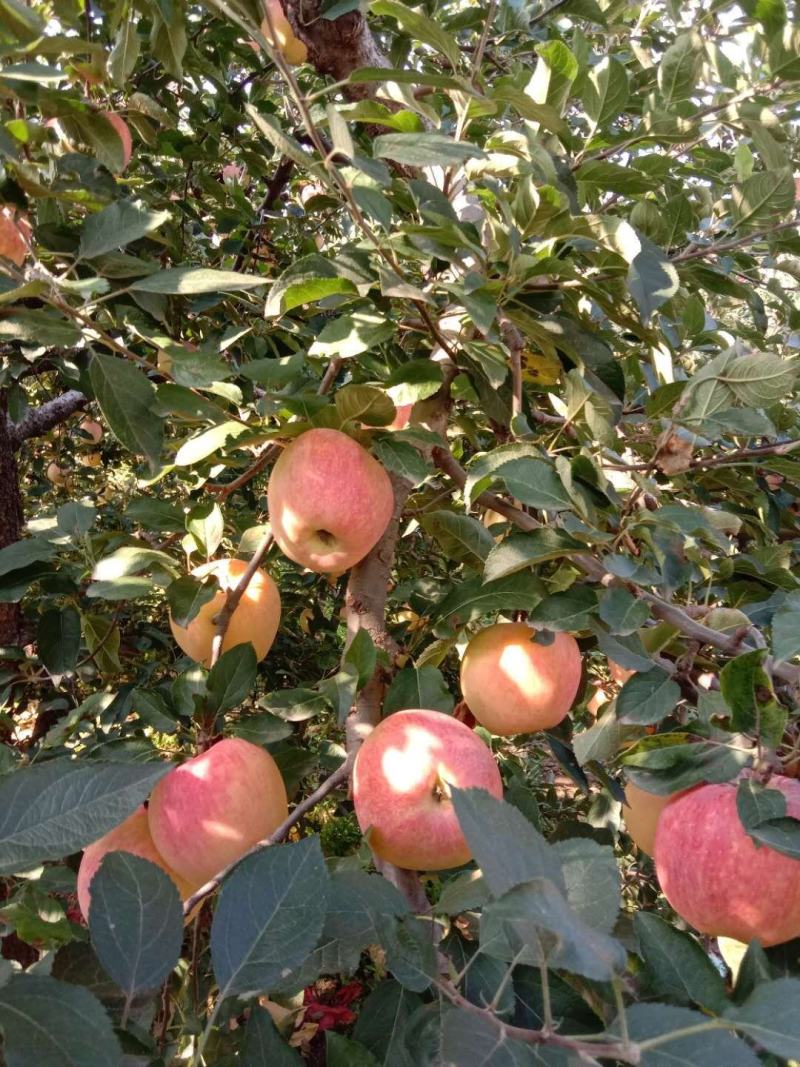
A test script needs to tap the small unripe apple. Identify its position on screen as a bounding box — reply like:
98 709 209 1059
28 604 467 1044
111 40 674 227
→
148 738 289 885
654 776 800 946
352 708 503 870
623 780 679 855
268 428 394 574
0 205 31 266
460 623 582 735
79 418 103 444
77 806 198 920
260 0 308 65
168 557 281 668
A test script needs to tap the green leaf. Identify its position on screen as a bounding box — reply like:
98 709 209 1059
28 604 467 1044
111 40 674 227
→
166 574 217 629
440 1010 536 1066
599 587 650 635
373 133 486 167
627 237 679 324
37 607 81 676
57 502 97 538
89 353 163 470
0 310 81 347
207 644 258 713
623 740 752 796
421 511 494 567
732 168 796 227
89 853 183 998
0 975 121 1067
0 537 56 578
622 1003 761 1066
616 670 681 726
130 267 268 294
210 837 329 997
483 529 584 582
657 32 702 104
326 1033 379 1067
553 837 620 934
720 649 786 746
371 0 461 68
372 438 429 486
309 312 394 360
107 17 140 87
584 56 629 126
529 587 597 630
530 40 578 114
452 788 564 898
384 667 454 715
242 1005 303 1066
635 913 729 1012
265 255 358 317
385 359 444 405
771 606 800 661
344 627 377 689
79 200 169 259
434 572 543 626
729 977 800 1059
0 760 168 875
174 420 248 467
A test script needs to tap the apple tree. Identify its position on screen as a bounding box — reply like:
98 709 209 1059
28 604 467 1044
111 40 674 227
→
2 0 800 1062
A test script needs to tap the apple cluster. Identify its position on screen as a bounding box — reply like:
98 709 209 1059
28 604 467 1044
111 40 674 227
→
78 428 800 953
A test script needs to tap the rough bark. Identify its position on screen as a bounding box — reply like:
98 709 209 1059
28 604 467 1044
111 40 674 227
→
8 390 87 450
285 0 389 99
0 391 24 647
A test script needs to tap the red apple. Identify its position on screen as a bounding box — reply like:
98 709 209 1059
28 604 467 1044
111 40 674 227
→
352 708 503 870
168 557 281 668
77 806 197 920
267 428 394 574
79 418 103 444
654 776 800 946
460 623 582 735
0 205 31 267
147 738 289 885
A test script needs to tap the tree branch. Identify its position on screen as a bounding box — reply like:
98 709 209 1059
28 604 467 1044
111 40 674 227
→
208 529 274 668
431 445 800 687
182 753 354 916
437 978 640 1063
8 390 87 450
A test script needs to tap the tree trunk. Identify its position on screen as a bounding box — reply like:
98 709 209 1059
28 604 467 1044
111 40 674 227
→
0 389 24 648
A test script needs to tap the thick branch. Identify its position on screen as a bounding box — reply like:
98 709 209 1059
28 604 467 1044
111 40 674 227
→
431 445 800 688
8 390 87 449
182 753 353 915
284 0 389 98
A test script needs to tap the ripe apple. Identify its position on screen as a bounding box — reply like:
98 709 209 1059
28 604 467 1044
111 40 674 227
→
623 780 679 855
46 461 71 488
101 112 133 170
148 737 289 885
0 205 31 266
267 428 394 574
260 0 308 65
79 418 103 444
654 776 800 946
460 623 582 735
352 708 503 870
168 557 281 668
77 451 102 468
77 806 197 920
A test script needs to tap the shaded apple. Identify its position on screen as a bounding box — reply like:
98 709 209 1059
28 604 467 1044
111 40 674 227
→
77 805 197 920
260 0 307 64
460 623 581 735
148 737 289 886
623 780 680 855
267 428 394 574
169 557 281 668
654 776 800 946
352 708 503 871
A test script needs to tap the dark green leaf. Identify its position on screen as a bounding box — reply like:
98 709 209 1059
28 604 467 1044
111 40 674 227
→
0 760 168 875
166 574 217 629
241 1005 303 1066
79 201 169 259
616 669 681 726
483 529 584 582
207 643 258 713
529 587 597 630
635 913 729 1013
599 587 650 635
89 853 183 997
374 133 486 166
384 667 453 715
729 977 800 1059
130 267 268 294
720 650 786 746
344 627 377 689
37 607 81 675
89 353 163 470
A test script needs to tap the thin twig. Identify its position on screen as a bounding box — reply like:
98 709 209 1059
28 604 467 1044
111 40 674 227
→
182 753 354 916
208 529 274 668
